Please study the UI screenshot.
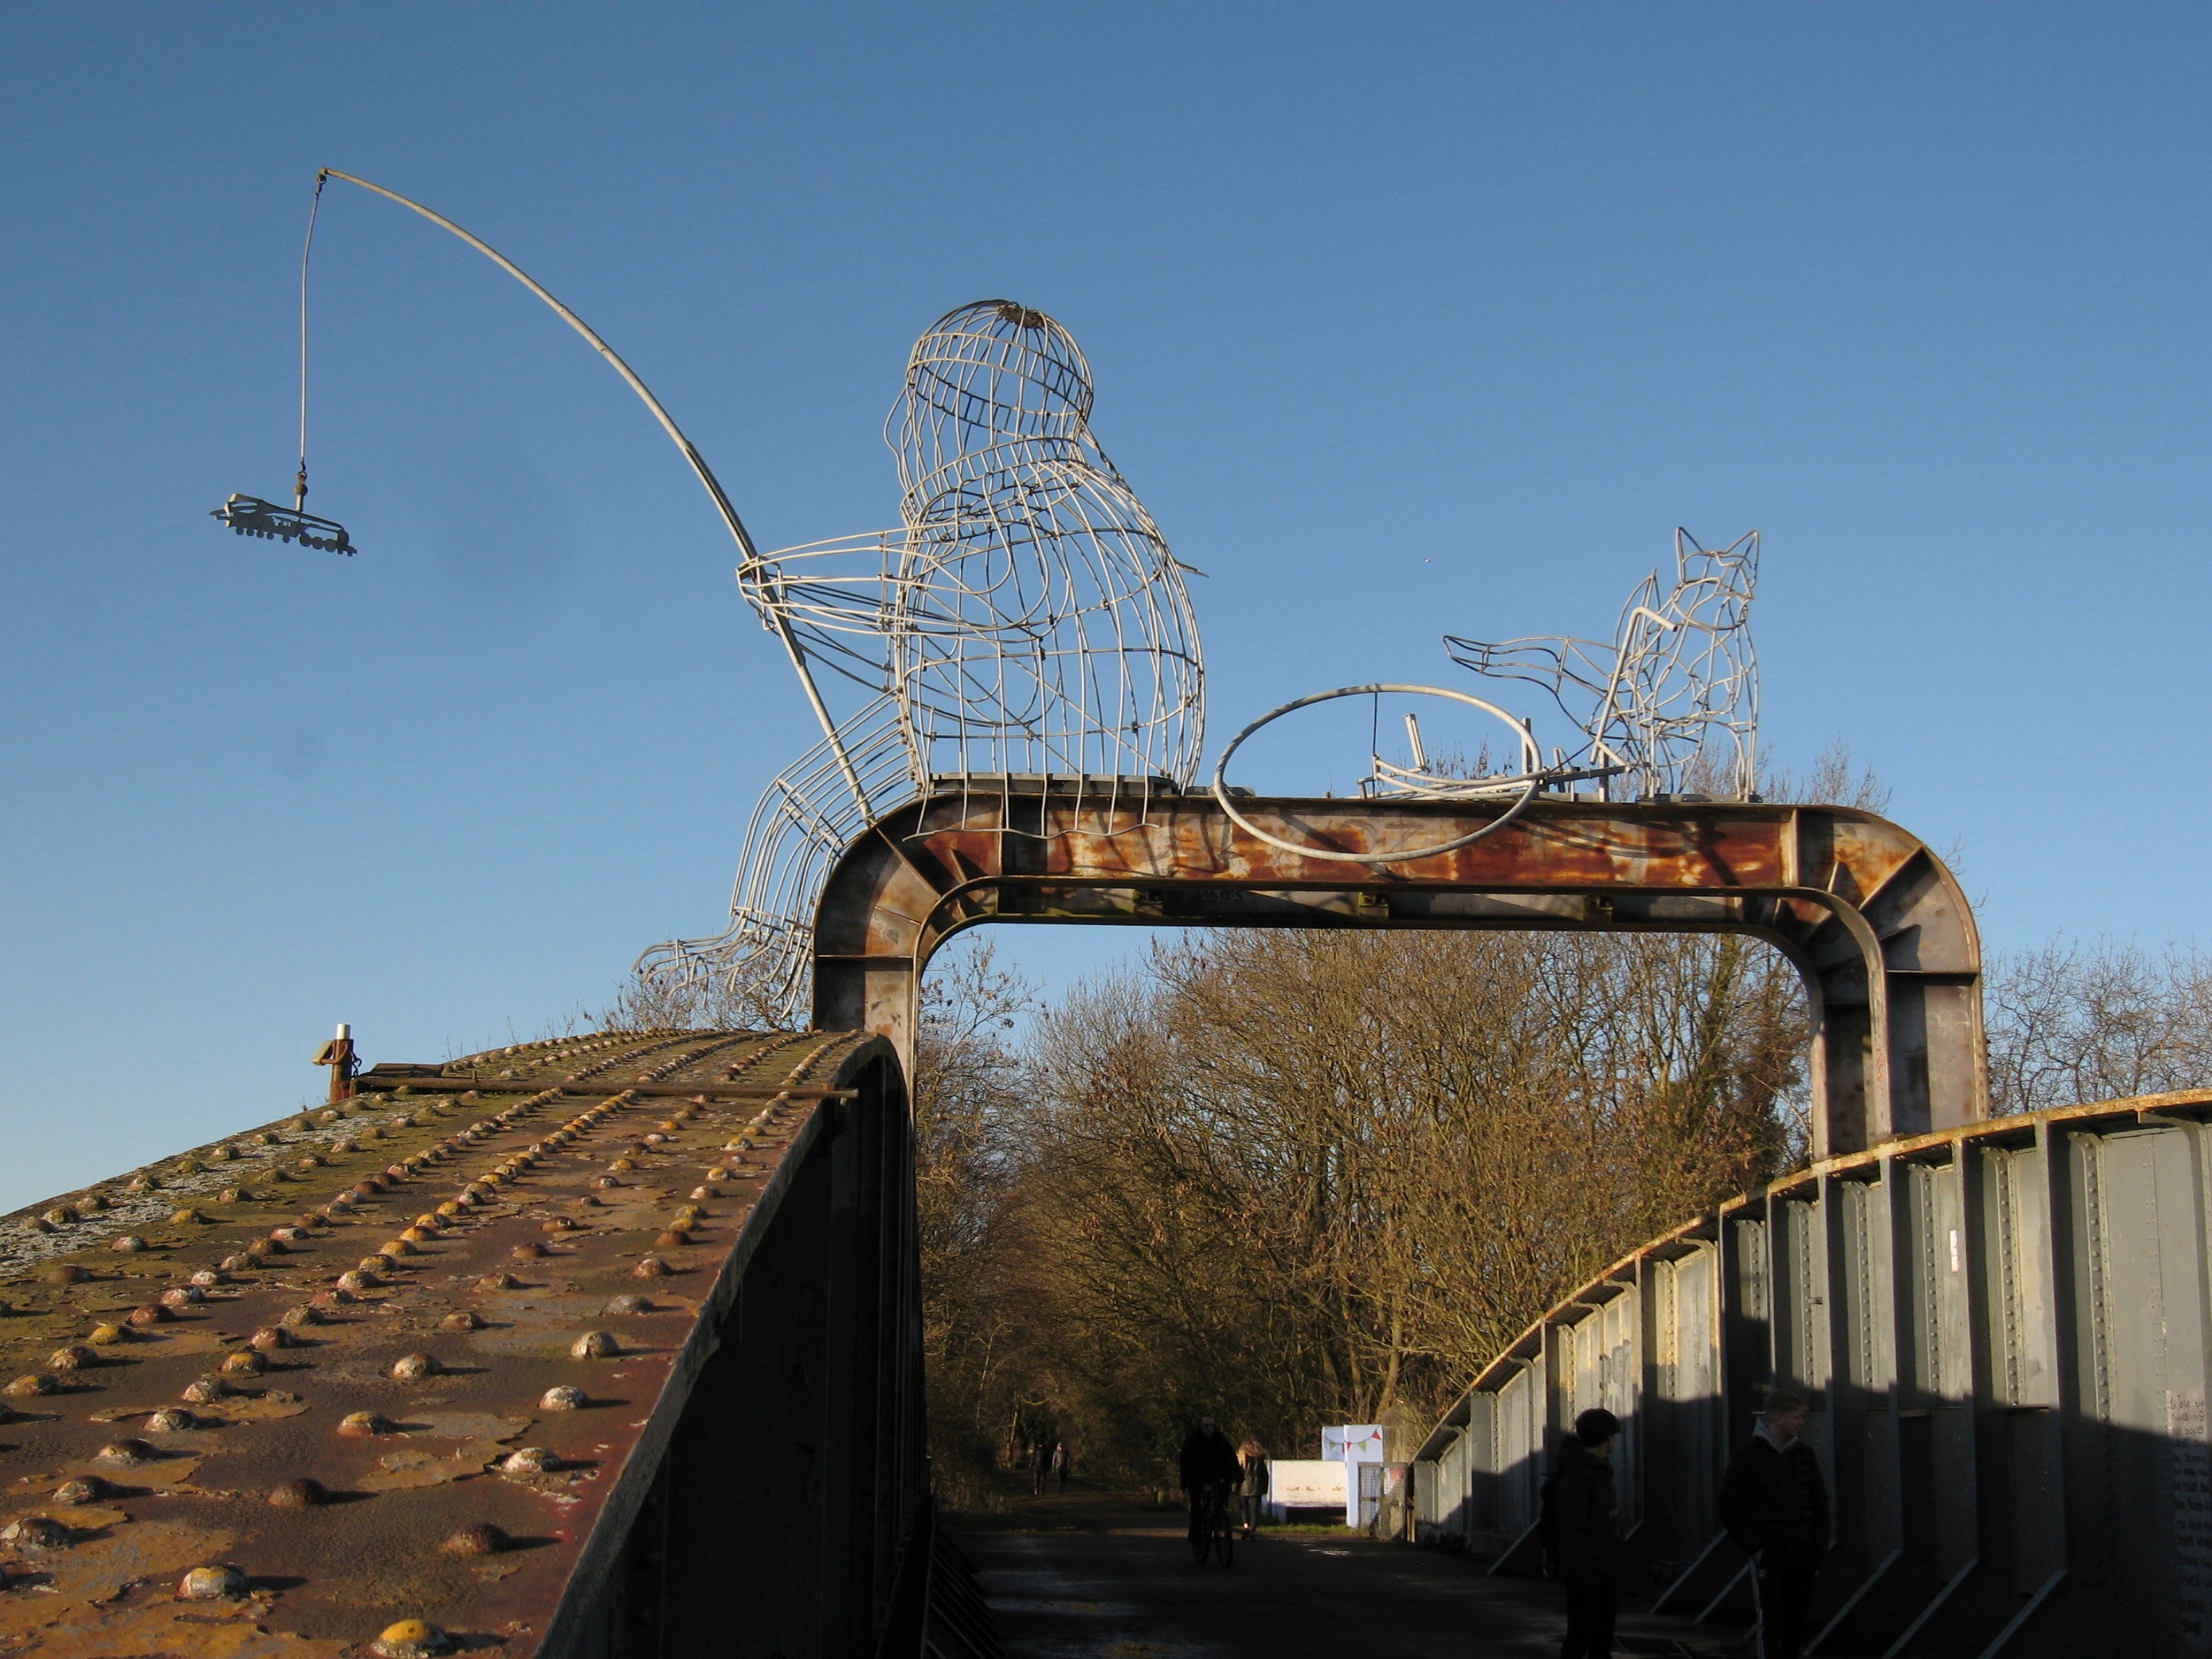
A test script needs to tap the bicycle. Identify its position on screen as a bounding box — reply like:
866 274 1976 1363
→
1198 1481 1236 1568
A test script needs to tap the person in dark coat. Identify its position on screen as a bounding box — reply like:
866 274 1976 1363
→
1178 1415 1241 1561
1031 1436 1052 1496
1542 1408 1623 1659
1720 1389 1829 1659
1052 1441 1072 1493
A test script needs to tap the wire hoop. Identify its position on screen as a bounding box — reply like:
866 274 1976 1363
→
1209 684 1545 864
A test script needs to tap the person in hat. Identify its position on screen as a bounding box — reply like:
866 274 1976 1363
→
1540 1407 1623 1659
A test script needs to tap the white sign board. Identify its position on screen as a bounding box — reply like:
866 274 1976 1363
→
1270 1458 1349 1512
1322 1424 1385 1464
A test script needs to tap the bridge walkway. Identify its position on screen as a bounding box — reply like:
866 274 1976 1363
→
958 1486 1736 1658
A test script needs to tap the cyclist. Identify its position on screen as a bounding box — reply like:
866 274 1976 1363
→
1179 1414 1240 1563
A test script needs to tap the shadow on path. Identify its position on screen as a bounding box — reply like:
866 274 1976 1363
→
952 1485 1744 1659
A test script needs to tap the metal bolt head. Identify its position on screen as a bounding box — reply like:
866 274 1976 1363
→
381 1237 416 1257
46 1345 97 1371
147 1407 196 1432
280 1304 322 1328
221 1349 266 1377
439 1310 482 1332
544 1217 578 1233
360 1254 396 1274
181 1375 229 1404
591 1175 620 1190
220 1252 260 1272
3 1374 56 1398
538 1384 588 1412
170 1208 205 1226
96 1438 157 1464
161 1286 204 1307
128 1303 171 1327
438 1522 508 1557
178 1563 247 1600
373 1617 456 1656
632 1256 670 1278
110 1234 145 1254
512 1243 545 1260
189 1269 226 1287
86 1324 125 1347
337 1411 393 1437
266 1477 326 1509
52 1477 104 1504
250 1327 293 1353
602 1294 651 1315
388 1353 439 1382
336 1271 375 1294
2 1516 71 1551
655 1230 690 1249
570 1330 620 1359
40 1262 89 1284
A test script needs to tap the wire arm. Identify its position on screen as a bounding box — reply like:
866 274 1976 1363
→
313 168 871 813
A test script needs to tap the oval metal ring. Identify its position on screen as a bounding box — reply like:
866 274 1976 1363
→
1209 684 1545 864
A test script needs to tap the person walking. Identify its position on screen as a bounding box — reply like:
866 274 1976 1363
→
1236 1440 1271 1540
1540 1408 1623 1659
1031 1436 1053 1497
1720 1389 1829 1659
1178 1414 1241 1562
1051 1441 1072 1493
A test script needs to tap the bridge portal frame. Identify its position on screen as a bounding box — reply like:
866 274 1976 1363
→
812 781 1985 1158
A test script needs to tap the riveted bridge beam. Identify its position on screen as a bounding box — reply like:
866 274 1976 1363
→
812 783 1986 1158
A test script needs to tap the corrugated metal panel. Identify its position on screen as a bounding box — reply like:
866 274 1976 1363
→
1412 1090 2212 1657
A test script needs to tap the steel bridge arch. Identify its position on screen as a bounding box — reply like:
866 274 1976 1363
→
812 780 1986 1158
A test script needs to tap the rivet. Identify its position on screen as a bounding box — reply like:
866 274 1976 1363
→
221 1349 267 1377
220 1253 261 1273
481 1272 521 1291
372 1616 455 1656
632 1256 671 1278
603 1294 651 1315
382 1238 417 1256
512 1243 545 1260
178 1563 247 1600
706 1167 731 1182
689 1186 713 1201
338 1411 393 1437
162 1285 205 1307
609 1158 637 1173
96 1437 158 1464
655 1230 690 1249
267 1476 327 1508
3 1374 56 1398
189 1269 226 1287
336 1271 375 1293
181 1375 230 1404
439 1522 508 1557
3 1516 72 1550
52 1476 106 1504
591 1175 620 1190
147 1406 196 1432
87 1323 126 1346
570 1330 620 1359
169 1208 205 1226
280 1304 323 1328
439 1310 481 1331
43 1262 90 1284
41 1207 76 1227
251 1326 293 1353
436 1201 463 1217
312 1285 355 1307
538 1384 588 1411
389 1353 439 1381
47 1345 98 1371
128 1303 172 1327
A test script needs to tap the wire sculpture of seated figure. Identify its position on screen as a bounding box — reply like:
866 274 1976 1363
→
637 300 1205 1024
1443 528 1759 802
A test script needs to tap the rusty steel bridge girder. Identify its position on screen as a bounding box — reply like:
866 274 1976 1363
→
812 783 1986 1158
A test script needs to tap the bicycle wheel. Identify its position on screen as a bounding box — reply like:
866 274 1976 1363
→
1212 1516 1236 1567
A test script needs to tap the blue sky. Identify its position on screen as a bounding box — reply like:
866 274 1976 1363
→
4 4 2210 1210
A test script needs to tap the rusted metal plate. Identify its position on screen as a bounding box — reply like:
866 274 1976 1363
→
0 1027 876 1657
